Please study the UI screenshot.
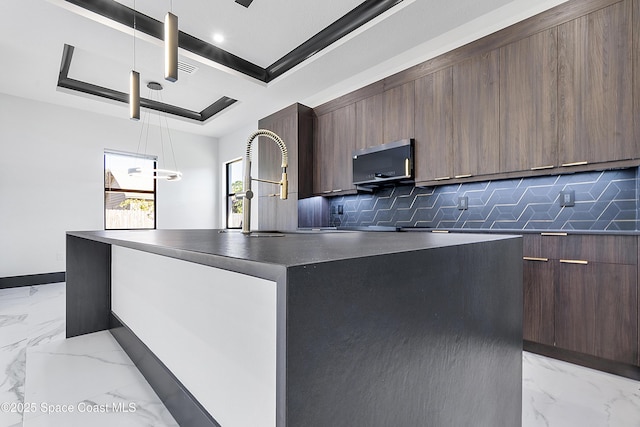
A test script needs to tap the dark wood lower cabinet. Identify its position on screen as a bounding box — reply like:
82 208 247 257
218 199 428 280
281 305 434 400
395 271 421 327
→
523 234 640 374
523 258 554 345
555 262 638 365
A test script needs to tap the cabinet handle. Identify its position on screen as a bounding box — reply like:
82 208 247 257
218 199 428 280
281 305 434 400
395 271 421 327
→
523 257 549 262
432 230 449 233
434 176 451 181
530 165 554 171
560 259 589 265
540 232 568 236
454 174 472 179
332 189 343 193
561 161 588 167
323 190 332 194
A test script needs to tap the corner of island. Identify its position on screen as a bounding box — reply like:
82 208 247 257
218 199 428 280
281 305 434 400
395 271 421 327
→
66 229 522 427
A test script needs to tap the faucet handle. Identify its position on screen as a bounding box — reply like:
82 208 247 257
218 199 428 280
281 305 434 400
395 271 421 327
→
236 189 254 200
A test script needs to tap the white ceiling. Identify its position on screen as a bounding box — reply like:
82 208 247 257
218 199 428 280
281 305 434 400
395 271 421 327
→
0 0 568 139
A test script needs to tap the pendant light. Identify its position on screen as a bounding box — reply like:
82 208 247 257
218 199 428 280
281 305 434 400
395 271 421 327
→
130 71 140 120
129 0 140 120
164 0 178 82
128 82 182 181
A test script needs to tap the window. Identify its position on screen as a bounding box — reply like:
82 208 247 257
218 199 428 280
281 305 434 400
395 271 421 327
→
104 151 156 230
226 159 243 229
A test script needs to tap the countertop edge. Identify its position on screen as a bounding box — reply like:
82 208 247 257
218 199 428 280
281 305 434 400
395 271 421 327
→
67 231 287 282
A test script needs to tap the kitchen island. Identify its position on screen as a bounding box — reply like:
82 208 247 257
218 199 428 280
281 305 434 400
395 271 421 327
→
66 229 522 427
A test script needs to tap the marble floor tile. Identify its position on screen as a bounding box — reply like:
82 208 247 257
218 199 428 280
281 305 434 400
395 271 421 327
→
23 331 178 427
2 282 640 426
0 284 65 427
0 283 176 427
522 351 640 427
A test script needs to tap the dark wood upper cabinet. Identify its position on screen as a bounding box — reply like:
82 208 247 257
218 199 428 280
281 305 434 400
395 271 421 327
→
258 111 297 196
452 50 500 178
558 0 635 165
332 104 357 193
355 81 415 151
313 104 356 195
414 68 453 183
634 0 640 155
314 112 335 195
500 29 558 172
355 93 384 150
258 103 313 198
384 81 415 143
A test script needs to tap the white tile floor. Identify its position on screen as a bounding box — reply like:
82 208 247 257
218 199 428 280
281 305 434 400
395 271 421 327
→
1 283 639 426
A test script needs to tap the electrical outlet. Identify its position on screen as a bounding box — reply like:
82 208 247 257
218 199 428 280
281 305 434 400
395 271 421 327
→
559 190 575 207
338 205 344 215
457 196 468 210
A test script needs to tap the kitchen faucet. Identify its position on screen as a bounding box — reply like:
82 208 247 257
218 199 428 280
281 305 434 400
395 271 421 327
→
236 129 288 235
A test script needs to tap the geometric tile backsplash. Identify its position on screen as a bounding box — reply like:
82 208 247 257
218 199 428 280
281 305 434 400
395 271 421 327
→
329 168 639 231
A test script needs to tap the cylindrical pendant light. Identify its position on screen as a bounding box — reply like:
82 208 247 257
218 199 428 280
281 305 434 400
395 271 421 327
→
129 70 140 120
164 12 178 82
129 0 140 121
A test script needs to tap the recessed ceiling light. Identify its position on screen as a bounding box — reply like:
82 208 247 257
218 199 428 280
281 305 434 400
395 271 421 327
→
213 33 225 44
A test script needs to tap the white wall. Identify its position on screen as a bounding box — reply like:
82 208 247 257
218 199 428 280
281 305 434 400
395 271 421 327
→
0 93 218 277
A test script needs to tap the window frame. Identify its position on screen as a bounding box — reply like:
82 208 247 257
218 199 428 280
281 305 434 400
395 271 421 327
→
104 150 157 230
226 158 243 229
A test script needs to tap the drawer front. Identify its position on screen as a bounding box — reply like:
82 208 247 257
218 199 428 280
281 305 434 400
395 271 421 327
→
559 235 637 265
523 234 637 265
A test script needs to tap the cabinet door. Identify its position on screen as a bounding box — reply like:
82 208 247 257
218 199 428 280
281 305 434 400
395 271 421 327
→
313 112 334 195
414 68 453 182
258 195 299 231
634 0 640 154
355 93 384 150
555 262 637 365
523 258 555 345
500 29 557 172
332 104 357 193
313 106 356 195
384 81 415 143
258 110 297 195
558 1 634 165
452 50 500 177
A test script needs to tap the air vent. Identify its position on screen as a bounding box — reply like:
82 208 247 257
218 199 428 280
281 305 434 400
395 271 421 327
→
178 61 198 75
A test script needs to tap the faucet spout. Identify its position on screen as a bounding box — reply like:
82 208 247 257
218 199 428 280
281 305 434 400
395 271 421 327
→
239 129 289 235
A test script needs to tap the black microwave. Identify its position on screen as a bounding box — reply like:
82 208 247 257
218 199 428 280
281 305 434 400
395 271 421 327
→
352 139 414 186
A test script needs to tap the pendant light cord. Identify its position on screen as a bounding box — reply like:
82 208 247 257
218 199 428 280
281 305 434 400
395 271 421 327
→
132 0 136 70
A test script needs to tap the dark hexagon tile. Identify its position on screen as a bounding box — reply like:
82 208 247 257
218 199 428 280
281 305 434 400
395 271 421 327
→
462 181 491 192
606 221 638 231
392 185 415 197
564 221 594 231
524 221 554 230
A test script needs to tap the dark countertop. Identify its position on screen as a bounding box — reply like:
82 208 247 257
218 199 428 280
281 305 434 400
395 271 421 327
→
301 227 640 236
67 229 519 280
403 228 640 236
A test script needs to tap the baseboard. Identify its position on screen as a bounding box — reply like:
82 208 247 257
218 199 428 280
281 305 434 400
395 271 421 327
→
0 272 66 289
109 313 221 427
524 340 640 381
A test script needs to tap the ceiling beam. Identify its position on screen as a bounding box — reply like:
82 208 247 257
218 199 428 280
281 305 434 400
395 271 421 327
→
61 0 405 83
234 0 254 8
57 44 238 122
